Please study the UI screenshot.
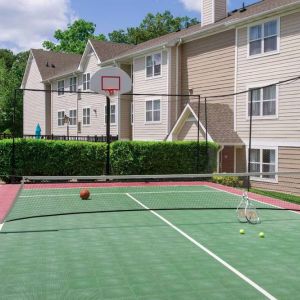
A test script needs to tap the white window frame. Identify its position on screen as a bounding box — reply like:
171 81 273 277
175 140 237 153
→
83 73 90 91
247 18 280 59
83 107 91 126
57 80 64 96
246 83 278 120
69 109 77 126
248 146 278 183
69 76 77 93
145 98 161 124
105 104 117 125
145 52 162 79
131 102 134 125
57 110 65 127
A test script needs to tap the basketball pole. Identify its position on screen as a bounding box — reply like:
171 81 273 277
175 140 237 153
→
106 96 111 176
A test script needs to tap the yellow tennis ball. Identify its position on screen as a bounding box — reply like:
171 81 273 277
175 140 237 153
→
259 232 265 238
240 229 245 234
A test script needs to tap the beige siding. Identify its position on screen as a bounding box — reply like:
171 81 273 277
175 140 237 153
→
236 12 300 143
177 120 205 141
119 64 132 140
51 53 118 137
169 47 178 129
202 0 213 26
251 147 300 195
214 0 227 23
23 57 46 135
181 29 235 110
133 51 169 140
119 95 132 140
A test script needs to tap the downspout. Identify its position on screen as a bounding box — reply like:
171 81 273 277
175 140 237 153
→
176 38 183 119
217 145 224 173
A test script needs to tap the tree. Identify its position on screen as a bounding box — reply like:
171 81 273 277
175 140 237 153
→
43 19 107 54
0 51 29 135
109 11 199 44
0 49 15 69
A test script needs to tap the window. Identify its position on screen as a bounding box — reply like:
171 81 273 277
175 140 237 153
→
58 111 65 126
83 73 90 91
249 148 276 179
105 104 116 124
131 102 134 125
69 109 77 126
249 20 278 56
69 77 77 92
83 108 90 125
146 53 161 78
58 80 64 96
248 85 276 117
146 99 160 122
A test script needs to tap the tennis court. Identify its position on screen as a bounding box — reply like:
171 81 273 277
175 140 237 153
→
1 178 300 299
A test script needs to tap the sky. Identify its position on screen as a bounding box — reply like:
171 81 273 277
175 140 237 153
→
0 0 259 53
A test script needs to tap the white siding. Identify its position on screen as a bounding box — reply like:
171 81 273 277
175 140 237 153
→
236 12 300 144
132 50 169 140
23 57 46 135
202 0 213 26
51 53 118 137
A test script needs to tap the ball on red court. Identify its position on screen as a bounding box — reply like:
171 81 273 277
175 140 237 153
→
80 189 90 200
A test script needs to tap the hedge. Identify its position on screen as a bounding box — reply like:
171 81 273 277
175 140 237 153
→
110 141 218 175
0 139 219 180
0 139 106 178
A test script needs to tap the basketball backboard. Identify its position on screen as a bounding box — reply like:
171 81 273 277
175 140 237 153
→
90 66 132 96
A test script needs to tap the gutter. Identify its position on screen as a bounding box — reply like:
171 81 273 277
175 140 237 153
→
217 145 224 173
225 1 300 27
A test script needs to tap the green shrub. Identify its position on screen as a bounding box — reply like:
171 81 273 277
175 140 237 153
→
110 141 219 175
2 129 12 135
0 139 106 179
212 175 244 187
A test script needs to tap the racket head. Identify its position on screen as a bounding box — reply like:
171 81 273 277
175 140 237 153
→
245 202 260 224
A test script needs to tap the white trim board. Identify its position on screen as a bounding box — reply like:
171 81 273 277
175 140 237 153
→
126 192 277 300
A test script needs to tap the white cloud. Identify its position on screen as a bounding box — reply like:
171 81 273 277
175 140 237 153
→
179 0 202 13
0 0 76 53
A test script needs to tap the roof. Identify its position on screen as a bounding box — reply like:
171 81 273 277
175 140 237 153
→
28 0 300 81
31 49 81 81
89 40 135 62
188 102 243 144
102 0 300 62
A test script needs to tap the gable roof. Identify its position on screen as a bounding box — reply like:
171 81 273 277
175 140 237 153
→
24 0 300 83
89 40 135 62
168 102 243 145
101 0 300 63
31 49 81 81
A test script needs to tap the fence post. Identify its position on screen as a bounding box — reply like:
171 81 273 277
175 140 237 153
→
11 89 17 183
106 96 111 175
196 95 201 173
247 89 253 192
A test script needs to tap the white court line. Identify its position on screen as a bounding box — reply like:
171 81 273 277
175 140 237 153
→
126 192 277 300
19 190 222 198
0 223 3 231
207 185 300 216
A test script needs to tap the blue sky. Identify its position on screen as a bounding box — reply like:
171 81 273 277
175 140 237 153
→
0 0 259 52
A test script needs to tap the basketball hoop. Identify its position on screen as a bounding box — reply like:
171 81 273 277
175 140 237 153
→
90 67 132 96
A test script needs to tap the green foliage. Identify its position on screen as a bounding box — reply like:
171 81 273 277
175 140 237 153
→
43 19 107 54
250 188 300 205
212 175 244 187
110 141 218 175
2 129 11 135
0 139 106 179
109 11 199 44
0 51 29 136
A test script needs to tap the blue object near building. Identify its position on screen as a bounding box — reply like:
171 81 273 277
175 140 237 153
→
35 123 41 139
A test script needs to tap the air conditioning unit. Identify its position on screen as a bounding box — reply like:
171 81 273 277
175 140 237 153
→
77 121 81 133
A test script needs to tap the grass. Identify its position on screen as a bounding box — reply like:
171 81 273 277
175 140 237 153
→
250 188 300 205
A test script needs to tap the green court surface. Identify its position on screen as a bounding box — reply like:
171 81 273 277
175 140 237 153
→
1 184 300 299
